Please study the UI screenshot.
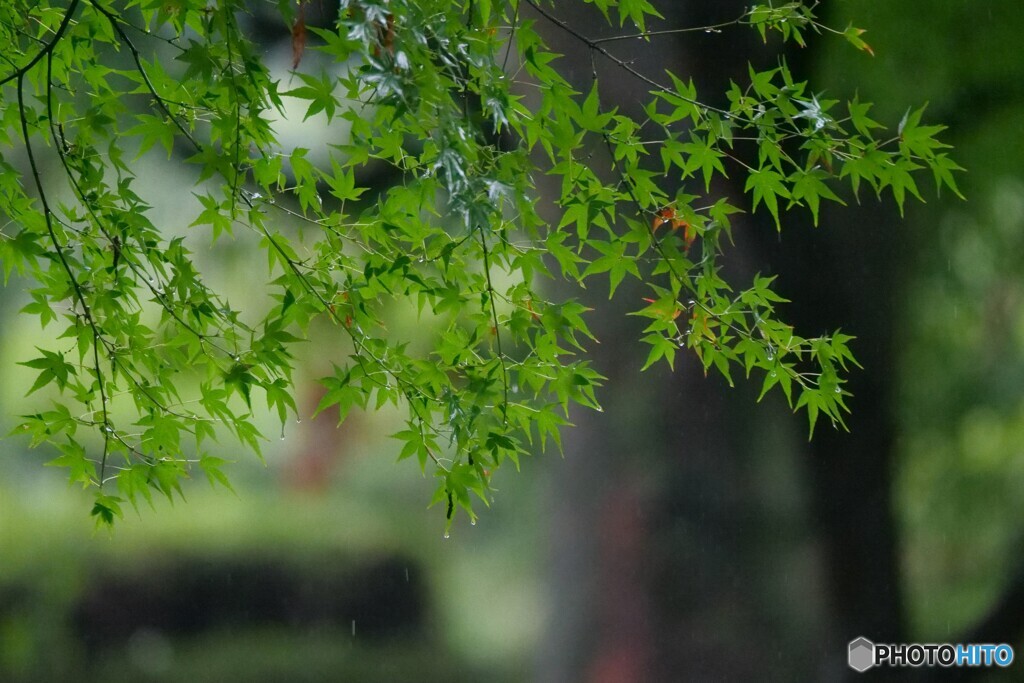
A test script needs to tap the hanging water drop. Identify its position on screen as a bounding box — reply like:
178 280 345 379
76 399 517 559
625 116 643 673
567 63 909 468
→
280 424 286 440
834 386 841 394
470 519 476 526
443 531 450 539
766 346 775 361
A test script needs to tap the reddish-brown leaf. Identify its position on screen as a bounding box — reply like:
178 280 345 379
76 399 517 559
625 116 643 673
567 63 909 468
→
291 3 307 69
382 13 395 54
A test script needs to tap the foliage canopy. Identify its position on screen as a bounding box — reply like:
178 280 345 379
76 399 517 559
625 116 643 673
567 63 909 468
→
0 0 960 529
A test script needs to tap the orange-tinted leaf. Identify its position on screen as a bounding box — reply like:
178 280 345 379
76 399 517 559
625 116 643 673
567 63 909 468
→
652 206 675 232
682 221 696 248
842 24 874 57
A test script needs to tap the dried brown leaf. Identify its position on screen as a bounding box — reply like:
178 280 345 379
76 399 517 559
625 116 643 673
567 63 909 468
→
291 3 307 70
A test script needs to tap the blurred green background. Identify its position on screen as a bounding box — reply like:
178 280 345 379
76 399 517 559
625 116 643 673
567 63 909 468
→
2 1 1023 680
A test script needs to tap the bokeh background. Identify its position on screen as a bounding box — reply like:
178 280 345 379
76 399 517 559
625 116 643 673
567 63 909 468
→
2 1 1023 681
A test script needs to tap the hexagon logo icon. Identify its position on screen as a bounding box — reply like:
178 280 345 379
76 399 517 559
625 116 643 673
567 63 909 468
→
848 637 875 672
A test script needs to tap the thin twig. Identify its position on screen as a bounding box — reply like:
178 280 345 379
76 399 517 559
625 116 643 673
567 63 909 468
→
18 68 112 486
89 0 202 153
477 225 509 425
